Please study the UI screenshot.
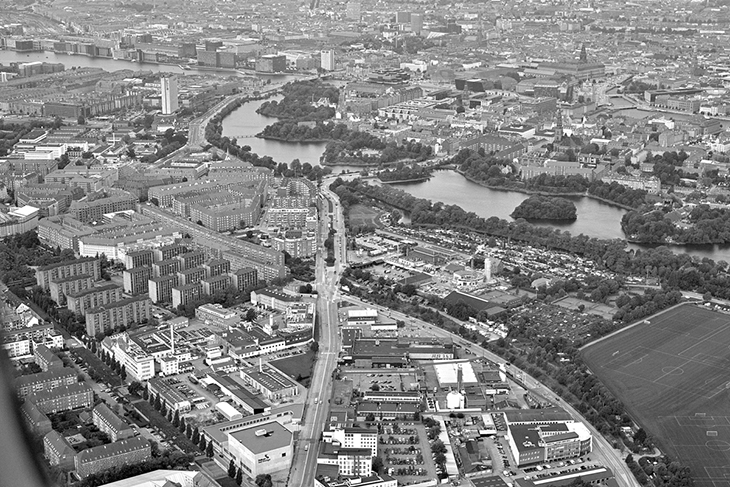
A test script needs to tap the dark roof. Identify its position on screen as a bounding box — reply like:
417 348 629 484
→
76 436 149 463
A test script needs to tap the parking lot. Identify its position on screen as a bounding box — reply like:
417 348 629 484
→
378 421 438 485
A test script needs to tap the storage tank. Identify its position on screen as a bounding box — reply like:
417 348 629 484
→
446 390 465 410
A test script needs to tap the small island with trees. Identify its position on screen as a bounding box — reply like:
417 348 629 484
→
378 163 432 183
511 196 578 221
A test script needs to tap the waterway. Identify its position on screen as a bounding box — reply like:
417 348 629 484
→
220 95 329 167
0 49 299 81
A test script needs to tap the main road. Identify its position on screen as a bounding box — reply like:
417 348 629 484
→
287 184 347 487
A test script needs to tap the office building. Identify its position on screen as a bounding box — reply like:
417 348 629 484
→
196 303 240 330
102 333 156 381
160 76 179 115
251 288 301 312
75 436 151 478
227 421 293 477
505 409 592 467
25 382 94 414
85 296 151 337
324 425 378 457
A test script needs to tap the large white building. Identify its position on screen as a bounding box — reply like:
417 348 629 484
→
101 333 155 381
227 421 293 478
160 76 179 115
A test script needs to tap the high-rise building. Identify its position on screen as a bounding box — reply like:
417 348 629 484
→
321 50 335 71
346 1 361 20
160 76 179 115
411 13 423 35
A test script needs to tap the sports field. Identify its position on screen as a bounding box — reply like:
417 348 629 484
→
582 304 730 487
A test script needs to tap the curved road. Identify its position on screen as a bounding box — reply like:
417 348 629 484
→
339 294 640 487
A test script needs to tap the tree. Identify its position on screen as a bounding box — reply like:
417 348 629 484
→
120 365 127 381
77 116 86 125
228 459 236 478
192 426 200 445
173 410 180 428
255 474 273 487
206 441 214 457
235 467 243 486
185 422 193 439
198 436 207 451
372 456 384 474
310 341 319 352
153 394 161 410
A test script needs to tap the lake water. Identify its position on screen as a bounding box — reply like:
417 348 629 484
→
5 49 724 260
0 49 299 82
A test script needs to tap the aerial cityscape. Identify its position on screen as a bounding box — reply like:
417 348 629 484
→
2 1 730 487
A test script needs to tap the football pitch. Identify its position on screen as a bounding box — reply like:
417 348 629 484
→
582 304 730 487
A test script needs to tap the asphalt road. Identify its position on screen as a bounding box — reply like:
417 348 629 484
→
287 187 347 487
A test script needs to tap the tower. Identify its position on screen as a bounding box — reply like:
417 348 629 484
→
457 363 463 393
170 321 175 356
160 76 178 115
484 257 492 283
580 43 587 63
554 109 564 139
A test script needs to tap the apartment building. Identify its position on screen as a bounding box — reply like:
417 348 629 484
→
75 436 151 478
92 403 135 442
177 267 206 286
35 258 100 290
85 295 151 337
202 274 231 295
66 283 123 316
123 266 153 295
43 430 76 469
49 274 93 304
69 191 137 223
123 249 155 269
16 367 77 398
25 382 94 414
152 258 180 277
231 267 258 291
171 283 203 309
148 274 179 304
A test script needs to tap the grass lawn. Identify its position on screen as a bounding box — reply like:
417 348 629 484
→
270 351 316 387
134 400 200 454
71 347 121 388
583 304 730 487
348 204 382 228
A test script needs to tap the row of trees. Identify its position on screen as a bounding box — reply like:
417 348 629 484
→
451 149 649 209
622 204 730 244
